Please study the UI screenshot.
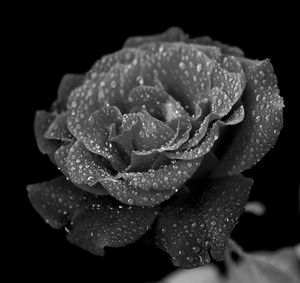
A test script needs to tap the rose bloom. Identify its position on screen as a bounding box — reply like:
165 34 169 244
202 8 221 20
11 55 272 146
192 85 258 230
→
27 27 283 268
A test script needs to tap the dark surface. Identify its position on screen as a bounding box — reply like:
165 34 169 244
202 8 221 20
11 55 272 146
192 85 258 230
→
10 6 299 283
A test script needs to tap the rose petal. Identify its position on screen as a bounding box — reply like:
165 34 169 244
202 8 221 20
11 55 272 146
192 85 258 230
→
141 43 213 115
100 158 202 207
188 36 245 57
54 142 74 177
100 177 175 207
128 85 188 122
34 110 60 163
154 175 253 268
190 151 219 180
54 142 108 195
166 105 245 160
27 176 158 255
125 150 161 172
52 74 84 112
67 74 107 139
210 58 245 115
118 158 202 191
211 59 284 177
166 122 221 160
111 111 176 154
82 105 126 172
123 27 188 48
89 48 143 76
124 116 191 173
27 176 84 229
66 140 111 187
44 112 74 142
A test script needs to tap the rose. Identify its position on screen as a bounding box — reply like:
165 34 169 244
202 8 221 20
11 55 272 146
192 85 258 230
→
27 27 284 268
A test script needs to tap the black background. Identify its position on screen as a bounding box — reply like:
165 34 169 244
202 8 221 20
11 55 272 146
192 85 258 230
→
9 5 299 283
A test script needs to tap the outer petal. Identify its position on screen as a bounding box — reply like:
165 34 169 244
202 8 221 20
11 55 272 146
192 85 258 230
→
52 74 84 112
188 36 245 57
211 59 284 177
123 27 188 48
54 142 108 195
34 110 60 162
27 176 159 255
44 112 74 142
154 175 253 268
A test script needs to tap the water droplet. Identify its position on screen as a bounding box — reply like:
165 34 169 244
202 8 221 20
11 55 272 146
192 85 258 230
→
136 76 144 85
196 63 202 72
179 62 185 69
192 246 200 253
110 80 117 88
191 222 197 228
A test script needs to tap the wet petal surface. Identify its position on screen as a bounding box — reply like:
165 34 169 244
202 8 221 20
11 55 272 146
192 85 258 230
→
141 43 214 115
67 75 107 140
82 105 126 171
155 175 253 268
27 176 158 255
212 59 284 177
66 140 111 187
118 158 202 192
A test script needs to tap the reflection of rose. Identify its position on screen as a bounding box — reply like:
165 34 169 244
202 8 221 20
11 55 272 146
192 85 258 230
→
27 27 284 268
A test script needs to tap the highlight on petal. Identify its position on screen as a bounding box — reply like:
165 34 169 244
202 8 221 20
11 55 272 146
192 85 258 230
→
154 175 253 268
52 74 84 112
34 110 60 162
27 176 159 255
123 27 188 48
211 59 284 177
